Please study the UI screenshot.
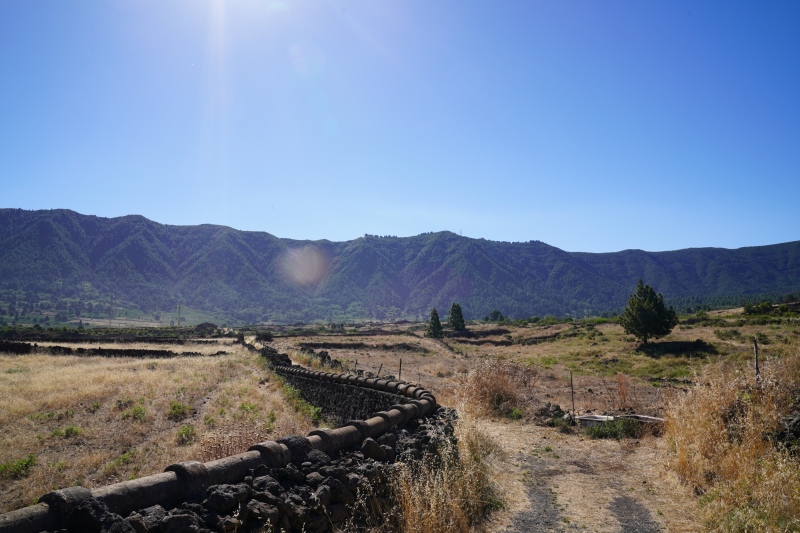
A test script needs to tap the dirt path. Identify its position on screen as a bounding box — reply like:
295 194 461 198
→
481 420 701 533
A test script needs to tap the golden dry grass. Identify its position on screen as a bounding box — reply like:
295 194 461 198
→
0 344 314 512
452 359 538 419
665 345 800 531
392 411 506 533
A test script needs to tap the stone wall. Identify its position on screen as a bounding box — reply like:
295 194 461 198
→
0 341 226 358
276 367 420 425
0 361 443 533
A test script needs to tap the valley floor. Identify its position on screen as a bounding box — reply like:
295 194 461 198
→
3 311 797 531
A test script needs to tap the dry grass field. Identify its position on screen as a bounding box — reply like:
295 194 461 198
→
2 311 799 531
0 341 316 512
272 312 799 531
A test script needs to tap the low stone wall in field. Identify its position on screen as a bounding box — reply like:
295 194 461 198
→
275 366 428 425
0 341 227 358
0 349 443 533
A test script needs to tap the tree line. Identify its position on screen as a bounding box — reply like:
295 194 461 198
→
424 280 682 346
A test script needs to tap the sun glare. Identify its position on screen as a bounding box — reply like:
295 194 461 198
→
280 246 331 286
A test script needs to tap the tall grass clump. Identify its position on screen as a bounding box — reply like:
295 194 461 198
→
457 359 537 418
392 414 504 532
665 348 800 531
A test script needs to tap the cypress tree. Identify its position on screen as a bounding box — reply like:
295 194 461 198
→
426 308 444 339
448 302 466 331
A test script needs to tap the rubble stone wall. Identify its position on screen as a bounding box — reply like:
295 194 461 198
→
0 361 442 533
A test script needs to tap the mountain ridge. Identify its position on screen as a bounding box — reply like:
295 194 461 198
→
1 208 798 322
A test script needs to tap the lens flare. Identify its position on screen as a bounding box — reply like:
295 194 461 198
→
280 246 330 286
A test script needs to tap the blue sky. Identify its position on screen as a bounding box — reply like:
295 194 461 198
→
1 1 798 253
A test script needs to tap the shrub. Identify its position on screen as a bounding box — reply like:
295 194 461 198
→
0 454 37 479
456 359 537 418
744 301 773 315
548 417 572 433
713 329 741 341
584 418 643 440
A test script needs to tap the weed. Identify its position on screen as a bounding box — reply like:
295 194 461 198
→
238 401 258 413
5 367 29 374
273 374 325 425
508 407 524 420
115 398 134 411
167 401 190 421
544 445 553 452
0 454 37 479
87 401 101 414
48 460 67 472
103 449 136 476
203 415 216 428
121 405 146 422
176 424 196 445
540 356 558 368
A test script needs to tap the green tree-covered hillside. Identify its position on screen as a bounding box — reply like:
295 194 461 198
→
1 209 799 322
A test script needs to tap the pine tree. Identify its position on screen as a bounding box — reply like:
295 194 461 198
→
620 280 678 344
448 302 466 331
426 308 444 339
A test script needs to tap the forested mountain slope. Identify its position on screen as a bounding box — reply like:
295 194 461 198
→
1 208 798 321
